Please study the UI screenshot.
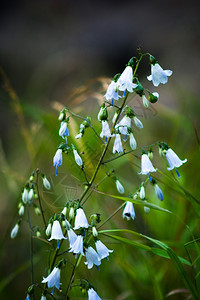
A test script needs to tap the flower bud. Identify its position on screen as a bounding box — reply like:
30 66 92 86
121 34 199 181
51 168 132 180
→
61 206 67 217
45 223 52 236
36 229 41 237
34 204 41 216
22 188 29 204
134 82 144 96
92 226 98 237
149 55 156 65
58 111 65 121
10 223 20 239
148 148 153 160
142 95 149 108
148 92 159 103
139 186 145 200
42 176 51 190
69 207 75 219
144 206 150 214
18 203 25 216
98 104 108 121
28 189 34 202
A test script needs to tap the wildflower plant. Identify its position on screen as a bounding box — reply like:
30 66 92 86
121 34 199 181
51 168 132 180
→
10 50 200 300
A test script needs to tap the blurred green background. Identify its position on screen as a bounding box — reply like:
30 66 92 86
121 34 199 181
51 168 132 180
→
0 0 200 299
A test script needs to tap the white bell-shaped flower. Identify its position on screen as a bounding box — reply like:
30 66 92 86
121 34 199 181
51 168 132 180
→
59 121 69 139
73 149 83 167
122 201 135 220
113 134 123 154
69 235 84 255
116 115 131 135
147 63 172 87
139 154 157 175
165 148 187 171
115 180 125 194
104 81 120 103
95 240 113 260
118 66 137 93
100 121 113 142
129 133 137 150
67 228 78 248
74 208 89 230
48 220 66 241
53 149 63 176
42 267 61 290
85 246 101 269
88 288 102 300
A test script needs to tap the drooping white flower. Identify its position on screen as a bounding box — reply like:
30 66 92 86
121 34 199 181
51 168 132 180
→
75 133 82 139
100 121 113 142
41 295 47 300
154 184 164 201
69 235 84 255
88 288 102 300
115 180 125 194
67 228 78 248
73 149 83 167
139 186 145 199
133 116 143 129
10 223 19 239
122 201 135 220
95 240 113 260
42 267 61 290
116 115 131 135
48 220 66 241
53 149 63 176
85 246 101 269
113 134 123 154
147 63 173 87
42 177 51 190
165 148 187 171
74 208 89 230
59 121 69 139
104 81 120 104
142 94 149 108
129 133 137 150
117 66 137 93
139 154 157 175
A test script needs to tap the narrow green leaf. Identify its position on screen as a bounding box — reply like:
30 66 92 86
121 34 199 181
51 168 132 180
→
92 189 171 213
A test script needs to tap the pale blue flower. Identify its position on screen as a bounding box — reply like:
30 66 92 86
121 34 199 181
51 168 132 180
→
42 267 61 290
104 81 120 105
154 184 164 201
122 201 135 220
59 121 69 139
113 134 123 154
73 149 83 167
85 246 101 269
67 228 77 249
147 63 172 87
53 149 63 176
69 235 84 255
95 240 113 260
118 66 137 93
74 208 89 230
88 288 102 300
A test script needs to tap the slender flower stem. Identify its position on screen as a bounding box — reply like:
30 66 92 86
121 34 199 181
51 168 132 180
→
65 255 81 299
97 202 126 230
35 169 47 228
27 205 35 300
66 109 105 143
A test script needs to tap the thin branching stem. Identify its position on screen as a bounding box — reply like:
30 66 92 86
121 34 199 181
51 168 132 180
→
35 169 47 228
27 205 35 300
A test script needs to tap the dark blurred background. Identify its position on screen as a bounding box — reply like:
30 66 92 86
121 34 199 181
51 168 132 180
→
0 0 200 299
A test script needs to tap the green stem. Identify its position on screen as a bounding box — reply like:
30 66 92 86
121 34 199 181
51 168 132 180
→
97 202 126 230
35 169 47 228
65 256 81 299
27 205 35 300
